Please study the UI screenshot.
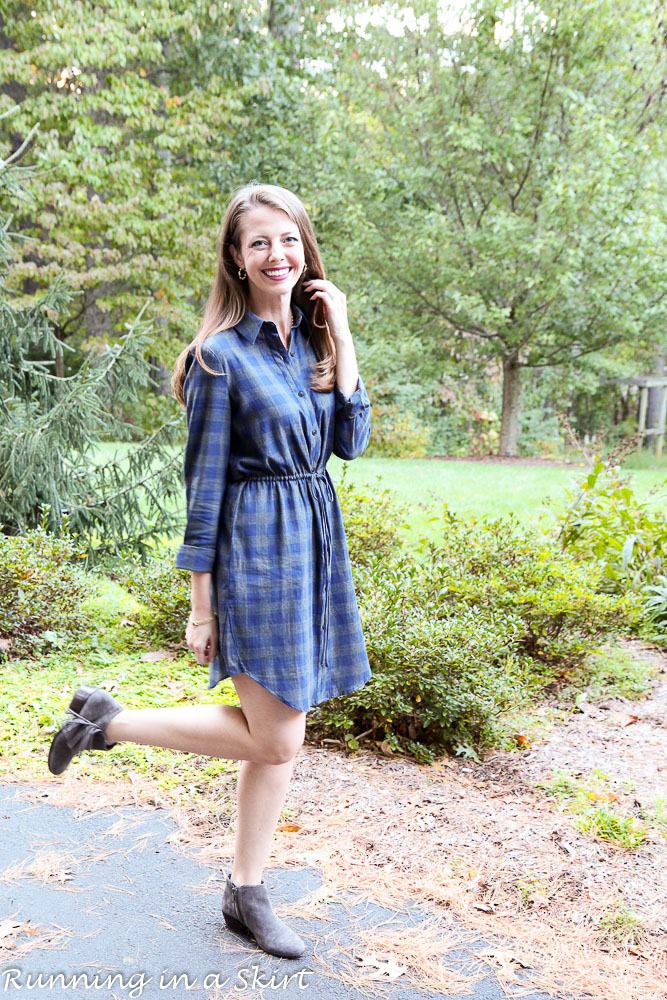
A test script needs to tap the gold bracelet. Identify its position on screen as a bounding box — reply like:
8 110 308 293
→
190 614 217 627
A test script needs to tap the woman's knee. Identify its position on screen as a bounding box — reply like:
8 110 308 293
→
232 673 306 763
256 724 305 765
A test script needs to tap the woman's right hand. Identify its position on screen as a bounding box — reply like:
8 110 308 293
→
186 615 218 665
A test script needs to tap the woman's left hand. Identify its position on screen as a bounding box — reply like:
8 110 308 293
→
303 278 352 343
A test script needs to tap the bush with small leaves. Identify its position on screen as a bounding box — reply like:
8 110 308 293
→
0 522 92 658
552 458 667 596
310 507 642 760
118 552 191 646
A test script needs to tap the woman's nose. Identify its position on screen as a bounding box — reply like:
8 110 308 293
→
267 242 286 261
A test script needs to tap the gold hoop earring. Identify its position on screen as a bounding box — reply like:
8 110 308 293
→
238 267 247 280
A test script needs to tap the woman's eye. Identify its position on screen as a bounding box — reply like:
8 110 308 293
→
251 237 298 246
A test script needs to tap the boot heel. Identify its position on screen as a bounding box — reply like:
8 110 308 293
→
69 686 96 713
223 911 251 936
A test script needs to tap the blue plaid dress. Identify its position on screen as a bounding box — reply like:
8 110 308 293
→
174 303 372 712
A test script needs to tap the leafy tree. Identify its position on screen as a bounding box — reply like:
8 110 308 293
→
0 112 184 563
0 1 274 374
319 0 667 454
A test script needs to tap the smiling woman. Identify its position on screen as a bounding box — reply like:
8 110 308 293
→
47 183 372 963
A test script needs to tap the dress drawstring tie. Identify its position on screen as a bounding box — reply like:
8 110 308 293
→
235 470 334 670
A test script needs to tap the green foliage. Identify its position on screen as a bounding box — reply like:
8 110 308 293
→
577 809 648 850
552 457 667 595
538 768 655 850
596 904 645 945
0 129 186 563
118 552 190 646
334 465 410 567
366 402 432 458
0 2 278 362
320 0 667 454
641 575 667 618
310 507 639 760
0 519 92 659
419 509 643 672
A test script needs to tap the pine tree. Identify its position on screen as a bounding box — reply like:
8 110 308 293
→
0 107 185 565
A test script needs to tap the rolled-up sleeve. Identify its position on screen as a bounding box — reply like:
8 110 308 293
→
175 346 230 572
332 373 371 460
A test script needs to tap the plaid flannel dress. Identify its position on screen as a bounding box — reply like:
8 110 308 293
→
174 303 372 712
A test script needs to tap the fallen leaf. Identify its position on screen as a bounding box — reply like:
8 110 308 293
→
165 679 186 698
276 823 301 833
379 740 394 757
513 733 531 748
472 902 495 913
619 714 639 728
0 638 11 651
472 948 530 980
354 951 406 981
586 790 618 803
141 650 177 662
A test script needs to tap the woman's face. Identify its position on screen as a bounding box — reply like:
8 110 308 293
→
233 205 305 301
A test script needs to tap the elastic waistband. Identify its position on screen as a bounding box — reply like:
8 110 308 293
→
229 469 334 502
229 470 324 482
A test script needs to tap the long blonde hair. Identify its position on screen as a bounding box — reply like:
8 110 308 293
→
171 183 336 406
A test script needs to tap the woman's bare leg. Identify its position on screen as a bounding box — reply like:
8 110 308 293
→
105 673 306 885
104 673 306 766
230 758 296 885
228 675 305 885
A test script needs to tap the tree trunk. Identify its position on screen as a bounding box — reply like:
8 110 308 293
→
498 354 521 456
55 336 64 378
646 346 666 439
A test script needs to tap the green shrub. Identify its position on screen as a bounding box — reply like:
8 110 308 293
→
117 551 190 645
642 574 667 620
552 458 667 595
420 508 643 672
0 522 93 658
310 550 535 762
335 466 410 567
310 507 642 760
365 402 431 458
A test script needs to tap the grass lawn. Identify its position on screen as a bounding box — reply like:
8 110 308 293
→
326 453 667 546
89 441 667 549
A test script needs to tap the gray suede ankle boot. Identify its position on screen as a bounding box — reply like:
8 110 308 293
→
221 874 306 959
47 685 125 776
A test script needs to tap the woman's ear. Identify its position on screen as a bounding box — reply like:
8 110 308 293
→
230 244 243 270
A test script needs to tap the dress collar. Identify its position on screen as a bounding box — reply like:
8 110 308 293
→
235 302 304 344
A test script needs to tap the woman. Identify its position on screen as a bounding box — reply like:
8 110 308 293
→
47 183 373 960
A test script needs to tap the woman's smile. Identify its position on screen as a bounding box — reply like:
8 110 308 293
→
261 266 292 281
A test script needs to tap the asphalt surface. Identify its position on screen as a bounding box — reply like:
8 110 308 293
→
0 784 567 1000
